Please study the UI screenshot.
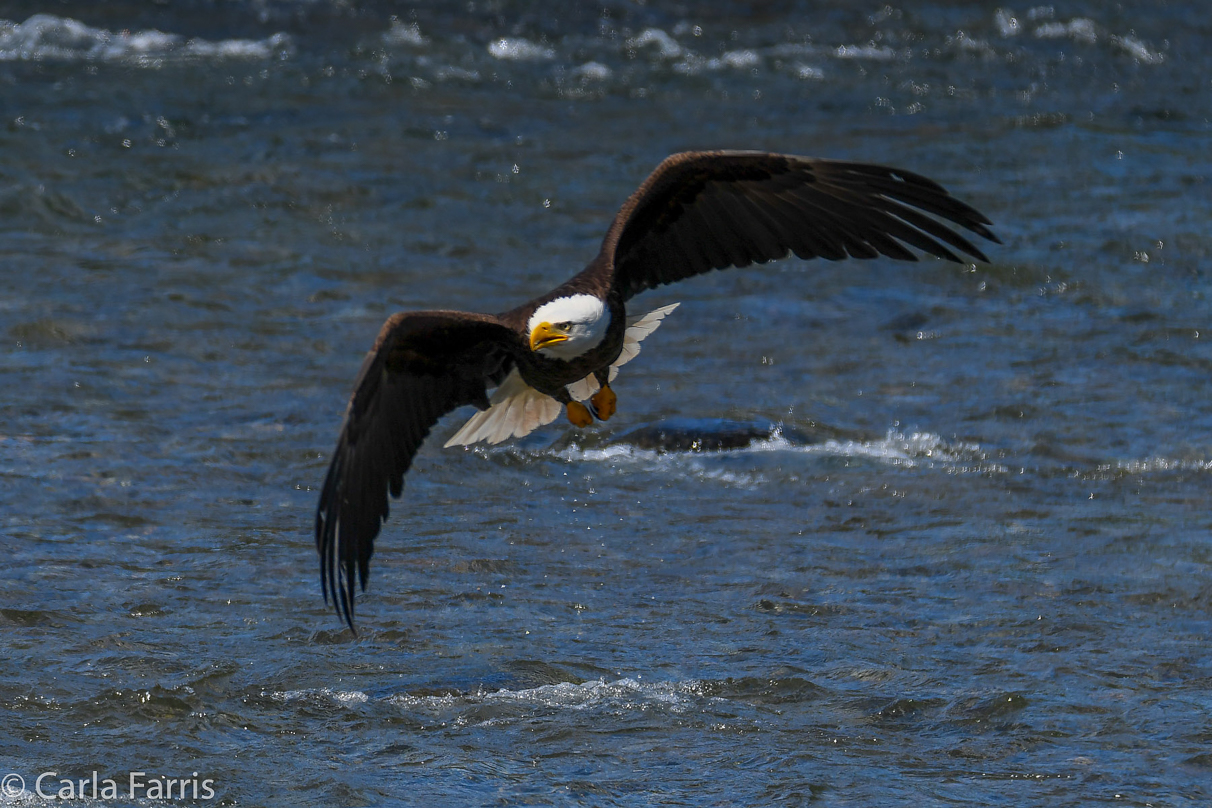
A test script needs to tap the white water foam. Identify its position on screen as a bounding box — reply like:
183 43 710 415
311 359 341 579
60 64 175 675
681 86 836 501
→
389 677 712 715
627 29 684 59
265 679 715 722
383 20 428 47
270 687 369 706
487 427 1005 481
487 37 555 61
0 14 292 64
801 429 999 471
1030 17 1164 63
1110 34 1165 64
1111 457 1212 474
515 440 774 488
1033 18 1098 44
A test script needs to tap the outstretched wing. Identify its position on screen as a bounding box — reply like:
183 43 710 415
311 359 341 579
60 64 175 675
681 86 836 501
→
597 151 1001 302
316 310 519 631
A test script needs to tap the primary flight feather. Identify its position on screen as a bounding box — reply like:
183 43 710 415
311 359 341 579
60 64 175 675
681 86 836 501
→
316 150 1000 630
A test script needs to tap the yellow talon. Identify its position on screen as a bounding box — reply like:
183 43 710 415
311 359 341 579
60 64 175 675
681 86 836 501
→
590 385 617 421
566 401 594 428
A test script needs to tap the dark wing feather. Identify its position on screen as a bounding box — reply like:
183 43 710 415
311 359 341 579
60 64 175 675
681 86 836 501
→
316 311 518 631
597 151 1001 301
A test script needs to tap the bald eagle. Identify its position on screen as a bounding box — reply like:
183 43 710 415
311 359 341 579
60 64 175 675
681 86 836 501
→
316 150 1000 630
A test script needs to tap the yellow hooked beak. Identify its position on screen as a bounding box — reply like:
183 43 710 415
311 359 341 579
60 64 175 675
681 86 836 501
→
530 321 569 352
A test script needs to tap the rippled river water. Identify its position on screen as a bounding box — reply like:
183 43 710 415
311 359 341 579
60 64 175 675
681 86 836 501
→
2 2 1210 805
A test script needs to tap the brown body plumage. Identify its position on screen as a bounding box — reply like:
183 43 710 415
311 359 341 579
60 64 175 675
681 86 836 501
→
316 151 1001 630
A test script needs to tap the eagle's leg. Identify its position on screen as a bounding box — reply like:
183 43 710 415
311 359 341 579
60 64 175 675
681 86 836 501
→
554 387 595 428
565 401 594 428
589 368 617 421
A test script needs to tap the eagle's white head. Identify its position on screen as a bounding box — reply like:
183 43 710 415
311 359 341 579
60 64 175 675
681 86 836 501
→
527 294 610 359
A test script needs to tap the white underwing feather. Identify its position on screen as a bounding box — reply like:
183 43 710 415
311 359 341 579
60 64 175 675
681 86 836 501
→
443 369 562 447
566 302 680 400
446 303 679 445
565 375 598 401
614 302 679 371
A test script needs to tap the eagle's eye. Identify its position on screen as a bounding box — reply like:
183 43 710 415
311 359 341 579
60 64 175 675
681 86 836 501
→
557 321 571 329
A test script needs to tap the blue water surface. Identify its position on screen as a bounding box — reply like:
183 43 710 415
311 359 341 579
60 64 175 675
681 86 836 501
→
2 2 1210 806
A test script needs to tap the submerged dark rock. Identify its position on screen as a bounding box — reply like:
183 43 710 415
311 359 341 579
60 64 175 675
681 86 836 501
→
607 418 819 453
